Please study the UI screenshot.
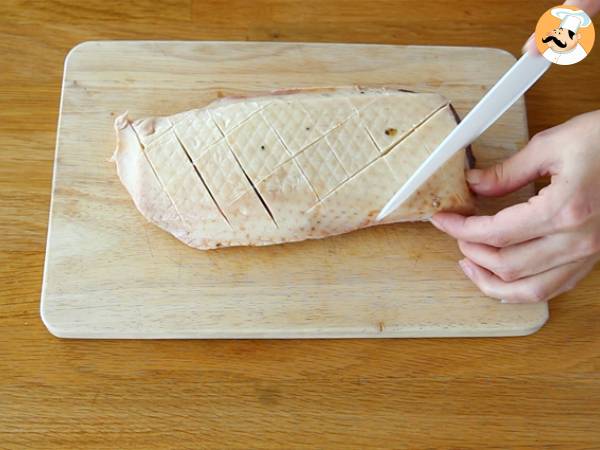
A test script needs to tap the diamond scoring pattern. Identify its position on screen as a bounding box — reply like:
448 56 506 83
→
325 115 380 176
195 139 251 207
348 92 379 112
279 160 311 194
173 110 223 161
312 156 398 231
144 132 190 189
210 100 265 133
295 139 348 199
256 159 318 224
144 132 227 226
261 100 322 155
225 112 290 183
359 93 446 152
166 169 220 224
137 89 451 240
300 96 356 134
384 106 456 186
133 116 174 148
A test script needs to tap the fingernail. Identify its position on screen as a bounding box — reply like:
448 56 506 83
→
459 259 474 279
466 169 482 185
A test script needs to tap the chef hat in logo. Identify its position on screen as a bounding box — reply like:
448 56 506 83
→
551 7 592 33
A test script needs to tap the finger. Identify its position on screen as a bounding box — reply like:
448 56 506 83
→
522 34 538 55
432 192 559 247
564 0 600 17
466 135 551 197
539 256 600 303
458 257 593 303
457 228 599 281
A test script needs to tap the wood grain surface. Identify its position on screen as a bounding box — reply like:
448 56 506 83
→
41 41 547 339
1 0 599 448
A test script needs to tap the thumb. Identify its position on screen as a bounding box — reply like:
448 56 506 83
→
563 0 600 18
467 137 548 197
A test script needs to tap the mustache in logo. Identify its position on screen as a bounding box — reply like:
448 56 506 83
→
542 35 567 48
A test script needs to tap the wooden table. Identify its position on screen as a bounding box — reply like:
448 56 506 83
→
1 1 599 448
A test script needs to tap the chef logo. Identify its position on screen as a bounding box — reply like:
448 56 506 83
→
535 5 595 65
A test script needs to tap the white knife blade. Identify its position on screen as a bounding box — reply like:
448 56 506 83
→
376 51 551 222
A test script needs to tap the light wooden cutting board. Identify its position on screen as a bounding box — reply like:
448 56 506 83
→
41 41 548 338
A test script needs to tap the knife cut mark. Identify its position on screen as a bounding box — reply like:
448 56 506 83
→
113 87 474 249
309 102 450 210
379 102 448 157
211 120 280 228
173 131 233 229
130 124 190 231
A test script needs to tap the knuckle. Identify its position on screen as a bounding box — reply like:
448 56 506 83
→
536 127 555 140
577 233 600 258
488 233 511 248
557 198 593 229
529 131 549 148
495 265 521 282
532 197 557 223
490 252 521 282
526 285 548 303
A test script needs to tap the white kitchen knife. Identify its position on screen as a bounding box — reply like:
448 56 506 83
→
377 51 551 221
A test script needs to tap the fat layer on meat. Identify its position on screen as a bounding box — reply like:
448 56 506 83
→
112 87 474 249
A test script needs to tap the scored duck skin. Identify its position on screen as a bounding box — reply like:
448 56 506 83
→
112 87 474 250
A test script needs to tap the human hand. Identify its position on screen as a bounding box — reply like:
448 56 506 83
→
523 0 600 54
431 110 600 303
